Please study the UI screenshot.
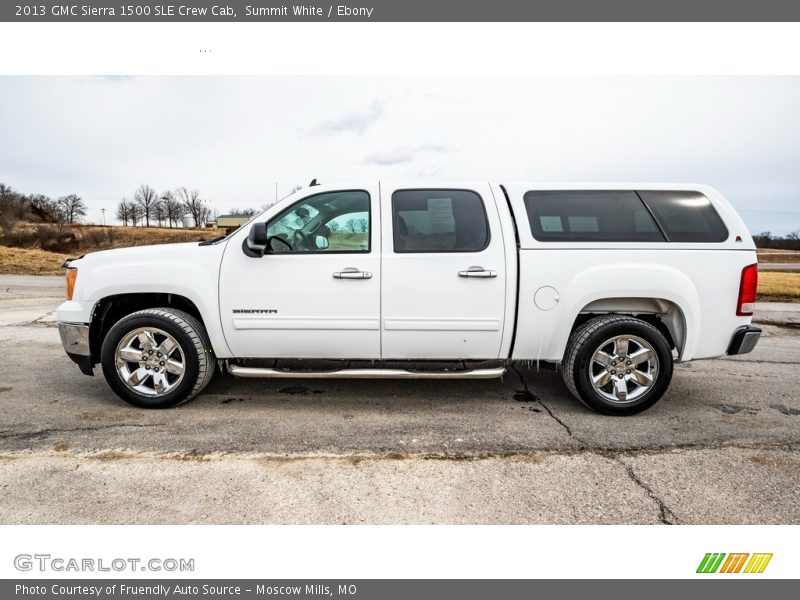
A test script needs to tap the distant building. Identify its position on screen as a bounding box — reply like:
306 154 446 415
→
181 214 196 228
216 214 252 233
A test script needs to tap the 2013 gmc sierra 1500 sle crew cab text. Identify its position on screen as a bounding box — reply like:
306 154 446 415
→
56 181 761 415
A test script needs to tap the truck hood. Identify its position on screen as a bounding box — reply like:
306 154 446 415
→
70 242 213 268
67 240 229 307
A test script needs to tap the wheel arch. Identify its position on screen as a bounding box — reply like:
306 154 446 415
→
88 293 207 364
543 263 700 362
569 297 687 359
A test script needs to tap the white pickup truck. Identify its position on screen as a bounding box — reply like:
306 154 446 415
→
57 181 761 415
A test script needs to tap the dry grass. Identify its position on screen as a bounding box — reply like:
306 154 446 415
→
0 247 69 275
758 271 800 301
6 222 209 249
0 222 213 275
757 249 800 263
91 225 209 246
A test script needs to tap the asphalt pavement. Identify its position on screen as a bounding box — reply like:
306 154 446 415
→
1 275 798 524
759 263 800 271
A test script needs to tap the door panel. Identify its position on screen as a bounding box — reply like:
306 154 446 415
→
380 183 507 359
219 186 381 359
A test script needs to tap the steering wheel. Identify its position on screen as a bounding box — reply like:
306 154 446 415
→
292 229 313 251
269 236 292 252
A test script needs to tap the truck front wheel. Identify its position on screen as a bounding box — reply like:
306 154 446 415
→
100 308 215 408
562 315 673 415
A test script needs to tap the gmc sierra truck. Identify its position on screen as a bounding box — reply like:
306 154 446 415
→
57 181 761 415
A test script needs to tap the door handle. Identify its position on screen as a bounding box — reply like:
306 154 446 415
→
458 266 497 278
333 267 372 280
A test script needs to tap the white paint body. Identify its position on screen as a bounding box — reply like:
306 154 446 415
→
57 181 757 364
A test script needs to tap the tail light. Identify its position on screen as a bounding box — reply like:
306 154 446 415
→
736 263 758 316
65 268 78 300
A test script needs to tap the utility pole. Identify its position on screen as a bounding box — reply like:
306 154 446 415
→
101 208 106 226
275 182 278 204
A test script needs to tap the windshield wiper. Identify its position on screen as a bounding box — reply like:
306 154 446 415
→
198 235 227 246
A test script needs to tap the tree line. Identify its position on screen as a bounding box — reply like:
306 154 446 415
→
1 181 217 231
2 181 302 232
116 185 211 228
0 182 87 233
752 231 800 251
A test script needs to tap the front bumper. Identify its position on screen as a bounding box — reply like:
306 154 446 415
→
57 322 94 375
726 325 762 355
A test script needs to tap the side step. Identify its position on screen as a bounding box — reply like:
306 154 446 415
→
228 364 506 380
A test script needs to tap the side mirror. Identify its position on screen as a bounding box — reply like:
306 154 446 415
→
315 235 329 250
243 222 268 257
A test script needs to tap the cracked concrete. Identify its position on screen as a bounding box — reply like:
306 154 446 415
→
0 275 799 524
617 459 679 524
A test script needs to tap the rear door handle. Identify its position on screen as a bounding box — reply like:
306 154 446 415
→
458 266 497 278
333 267 372 280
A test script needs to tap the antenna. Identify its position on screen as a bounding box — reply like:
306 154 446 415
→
309 178 319 187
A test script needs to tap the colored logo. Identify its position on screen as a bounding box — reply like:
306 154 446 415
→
697 553 773 574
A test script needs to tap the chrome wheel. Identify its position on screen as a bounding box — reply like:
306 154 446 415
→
589 334 659 404
114 327 185 397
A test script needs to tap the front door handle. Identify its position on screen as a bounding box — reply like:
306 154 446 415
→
458 266 497 278
333 267 372 280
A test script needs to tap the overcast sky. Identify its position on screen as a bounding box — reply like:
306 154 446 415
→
1 76 799 234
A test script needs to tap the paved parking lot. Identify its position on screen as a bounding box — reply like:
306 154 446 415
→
1 276 799 524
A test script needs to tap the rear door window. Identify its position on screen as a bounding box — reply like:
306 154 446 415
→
392 189 489 252
523 191 665 242
638 191 729 242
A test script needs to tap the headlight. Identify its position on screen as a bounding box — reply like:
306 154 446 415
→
65 267 78 300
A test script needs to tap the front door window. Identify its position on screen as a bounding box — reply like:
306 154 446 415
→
266 190 371 253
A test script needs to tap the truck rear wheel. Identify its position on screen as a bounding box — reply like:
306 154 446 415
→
100 308 215 408
562 315 673 415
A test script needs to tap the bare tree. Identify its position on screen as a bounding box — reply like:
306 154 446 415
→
116 198 133 226
57 194 87 224
229 208 258 216
133 184 158 227
0 183 24 233
28 194 59 223
176 186 209 227
130 202 144 227
345 217 369 233
154 199 166 227
52 199 69 236
160 191 183 228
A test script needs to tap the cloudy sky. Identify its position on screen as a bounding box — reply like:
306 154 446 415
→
1 76 799 234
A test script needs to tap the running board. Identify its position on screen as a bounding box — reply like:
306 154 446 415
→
227 364 506 380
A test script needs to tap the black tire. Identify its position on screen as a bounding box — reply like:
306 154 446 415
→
561 315 673 416
100 308 215 408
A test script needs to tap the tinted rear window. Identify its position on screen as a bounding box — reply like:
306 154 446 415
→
523 191 665 242
392 189 489 252
638 191 728 242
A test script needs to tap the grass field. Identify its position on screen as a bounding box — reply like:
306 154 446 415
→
0 223 213 275
757 249 800 263
0 247 69 275
2 222 209 250
758 271 800 301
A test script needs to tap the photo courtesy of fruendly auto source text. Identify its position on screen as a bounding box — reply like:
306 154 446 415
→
0 1 799 596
